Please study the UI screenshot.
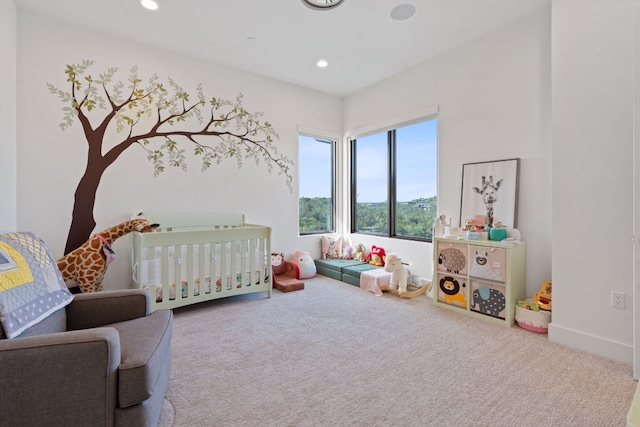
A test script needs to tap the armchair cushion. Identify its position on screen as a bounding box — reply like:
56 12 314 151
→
66 289 150 330
64 289 172 408
111 309 173 408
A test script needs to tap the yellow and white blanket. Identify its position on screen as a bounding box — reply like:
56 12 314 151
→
0 232 73 338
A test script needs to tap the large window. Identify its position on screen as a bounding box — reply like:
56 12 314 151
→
351 118 437 241
299 135 336 234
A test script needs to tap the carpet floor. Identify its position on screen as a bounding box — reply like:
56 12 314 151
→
158 275 637 427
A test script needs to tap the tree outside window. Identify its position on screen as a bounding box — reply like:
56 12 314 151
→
351 119 437 241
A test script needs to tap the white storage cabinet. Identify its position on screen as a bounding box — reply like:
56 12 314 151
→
433 237 525 326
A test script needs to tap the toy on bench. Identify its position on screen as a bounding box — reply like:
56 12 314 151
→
271 253 304 292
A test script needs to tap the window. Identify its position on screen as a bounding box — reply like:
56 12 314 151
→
351 118 437 241
299 135 336 234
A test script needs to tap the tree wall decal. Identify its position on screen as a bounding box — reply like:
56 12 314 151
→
47 60 293 254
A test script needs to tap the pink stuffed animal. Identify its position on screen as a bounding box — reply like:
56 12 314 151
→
290 250 316 279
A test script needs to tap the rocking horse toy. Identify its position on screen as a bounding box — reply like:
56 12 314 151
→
381 252 431 299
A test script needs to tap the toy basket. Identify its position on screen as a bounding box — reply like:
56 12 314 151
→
515 305 551 333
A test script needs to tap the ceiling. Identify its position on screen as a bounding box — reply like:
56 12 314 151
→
14 0 550 97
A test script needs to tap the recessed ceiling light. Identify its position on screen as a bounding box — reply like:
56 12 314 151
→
390 4 415 21
141 0 159 11
317 59 329 68
302 0 345 11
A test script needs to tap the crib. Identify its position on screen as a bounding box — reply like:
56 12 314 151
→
131 213 271 311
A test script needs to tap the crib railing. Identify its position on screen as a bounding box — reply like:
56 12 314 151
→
131 214 271 311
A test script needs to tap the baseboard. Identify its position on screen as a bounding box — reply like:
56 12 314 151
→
548 322 633 365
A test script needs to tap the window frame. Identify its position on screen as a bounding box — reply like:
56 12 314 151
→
298 133 338 236
349 116 438 242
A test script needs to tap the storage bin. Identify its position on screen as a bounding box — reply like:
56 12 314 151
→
515 305 551 333
489 228 507 241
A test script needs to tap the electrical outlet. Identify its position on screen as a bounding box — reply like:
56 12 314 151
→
611 291 625 309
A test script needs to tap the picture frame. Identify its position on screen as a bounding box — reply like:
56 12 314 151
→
460 158 520 228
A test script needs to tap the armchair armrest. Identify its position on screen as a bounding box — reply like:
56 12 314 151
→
0 328 121 426
67 289 151 330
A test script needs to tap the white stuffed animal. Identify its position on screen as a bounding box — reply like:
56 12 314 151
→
384 252 408 295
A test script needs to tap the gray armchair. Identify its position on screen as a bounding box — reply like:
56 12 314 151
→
0 289 173 427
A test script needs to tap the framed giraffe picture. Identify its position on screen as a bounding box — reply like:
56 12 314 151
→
460 158 520 229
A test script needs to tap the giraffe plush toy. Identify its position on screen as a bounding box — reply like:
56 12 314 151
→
57 219 159 293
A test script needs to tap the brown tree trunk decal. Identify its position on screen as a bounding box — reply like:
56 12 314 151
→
66 164 100 254
48 61 293 254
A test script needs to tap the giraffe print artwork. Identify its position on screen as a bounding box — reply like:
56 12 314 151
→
461 159 520 230
57 219 159 293
472 176 503 227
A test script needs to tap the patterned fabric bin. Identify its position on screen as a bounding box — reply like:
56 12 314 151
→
515 305 551 333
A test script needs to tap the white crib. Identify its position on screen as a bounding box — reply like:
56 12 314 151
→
131 213 271 311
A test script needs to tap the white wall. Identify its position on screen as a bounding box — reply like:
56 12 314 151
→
0 0 17 232
16 10 342 290
344 10 552 291
550 0 635 364
10 2 637 365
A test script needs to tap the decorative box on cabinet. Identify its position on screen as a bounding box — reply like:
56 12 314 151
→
433 237 525 326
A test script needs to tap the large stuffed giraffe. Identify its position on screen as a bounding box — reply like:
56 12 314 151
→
57 218 159 293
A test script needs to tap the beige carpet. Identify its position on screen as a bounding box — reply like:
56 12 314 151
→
158 275 637 427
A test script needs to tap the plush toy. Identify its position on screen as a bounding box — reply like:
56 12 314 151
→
271 252 304 292
290 250 316 279
342 245 353 260
367 245 386 266
352 243 367 262
271 253 287 275
384 252 408 295
57 219 159 293
533 280 552 310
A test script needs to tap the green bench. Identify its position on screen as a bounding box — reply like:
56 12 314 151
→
313 259 381 286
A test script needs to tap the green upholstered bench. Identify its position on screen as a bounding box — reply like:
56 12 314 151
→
341 263 381 286
313 259 381 286
314 259 366 280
